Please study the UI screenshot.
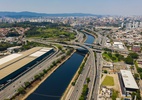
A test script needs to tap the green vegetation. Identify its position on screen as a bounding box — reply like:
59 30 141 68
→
72 54 88 86
124 56 134 65
71 82 75 86
102 52 124 62
6 32 20 37
0 22 68 28
114 53 124 61
111 90 118 100
103 48 112 52
131 90 141 100
124 52 139 65
14 50 74 99
21 41 49 51
55 44 63 50
102 75 114 86
17 87 26 94
134 61 139 68
129 52 139 59
86 77 90 84
104 70 108 74
79 84 88 100
0 42 20 51
24 82 30 88
134 61 142 79
25 27 76 41
137 67 142 79
34 74 41 80
78 55 88 74
134 73 140 80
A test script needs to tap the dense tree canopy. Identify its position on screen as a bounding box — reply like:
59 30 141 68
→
124 56 134 65
129 52 139 59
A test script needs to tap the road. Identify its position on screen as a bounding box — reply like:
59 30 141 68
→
68 46 95 100
91 53 102 100
86 49 96 100
0 47 62 100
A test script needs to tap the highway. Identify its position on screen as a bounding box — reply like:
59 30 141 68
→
0 47 63 100
0 26 121 100
68 46 95 100
86 49 96 100
91 52 102 100
65 31 97 100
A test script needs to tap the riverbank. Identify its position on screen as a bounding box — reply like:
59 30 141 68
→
82 30 96 44
14 50 75 100
83 33 87 43
61 53 88 100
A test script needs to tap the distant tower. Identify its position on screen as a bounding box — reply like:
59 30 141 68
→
121 23 124 28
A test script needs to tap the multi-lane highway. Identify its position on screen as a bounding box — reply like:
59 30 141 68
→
0 47 62 100
0 27 110 100
91 52 102 100
67 45 95 100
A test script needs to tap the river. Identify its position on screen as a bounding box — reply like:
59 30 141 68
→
26 52 84 100
26 33 95 100
85 33 95 44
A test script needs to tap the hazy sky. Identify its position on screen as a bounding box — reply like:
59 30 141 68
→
0 0 142 15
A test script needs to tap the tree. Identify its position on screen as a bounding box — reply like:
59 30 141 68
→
129 52 139 59
58 45 63 50
24 82 30 87
136 90 141 100
86 78 90 84
104 70 108 74
43 69 47 74
137 67 142 73
108 52 112 57
79 96 85 100
111 57 116 61
124 56 134 65
52 61 56 66
34 74 40 80
66 50 71 55
72 82 75 86
131 92 136 100
140 73 142 79
111 90 118 100
39 72 44 77
134 73 139 80
115 53 120 57
130 66 134 71
104 51 107 54
17 87 25 94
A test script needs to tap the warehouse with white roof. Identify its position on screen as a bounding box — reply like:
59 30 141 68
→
113 42 124 49
118 70 139 96
0 47 54 85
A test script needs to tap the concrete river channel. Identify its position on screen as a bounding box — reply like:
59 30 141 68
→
26 33 95 100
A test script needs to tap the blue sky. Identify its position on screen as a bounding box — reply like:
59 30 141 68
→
0 0 142 15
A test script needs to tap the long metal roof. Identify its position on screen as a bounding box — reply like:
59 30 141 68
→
0 47 52 80
120 70 139 89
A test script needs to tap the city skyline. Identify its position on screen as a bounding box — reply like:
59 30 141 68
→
0 0 142 15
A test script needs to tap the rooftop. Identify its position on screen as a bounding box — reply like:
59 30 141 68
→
0 47 53 80
120 70 139 89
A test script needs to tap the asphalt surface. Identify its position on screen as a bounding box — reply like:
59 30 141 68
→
0 48 61 100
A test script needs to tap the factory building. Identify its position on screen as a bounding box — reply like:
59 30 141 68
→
118 70 139 96
0 47 54 85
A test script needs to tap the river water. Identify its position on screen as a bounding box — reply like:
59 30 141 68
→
26 33 95 100
26 52 84 100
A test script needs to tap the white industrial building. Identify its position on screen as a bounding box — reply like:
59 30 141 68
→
118 70 139 96
120 70 139 90
113 42 124 49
